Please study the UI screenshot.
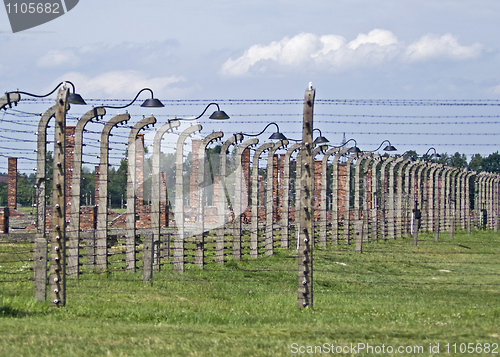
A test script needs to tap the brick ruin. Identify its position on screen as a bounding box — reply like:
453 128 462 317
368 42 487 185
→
14 134 369 231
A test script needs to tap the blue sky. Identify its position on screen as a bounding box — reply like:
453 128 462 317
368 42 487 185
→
1 0 500 172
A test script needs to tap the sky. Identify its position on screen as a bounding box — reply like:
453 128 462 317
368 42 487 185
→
1 0 500 173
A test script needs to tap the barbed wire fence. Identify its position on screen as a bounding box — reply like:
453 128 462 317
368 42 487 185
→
1 89 499 308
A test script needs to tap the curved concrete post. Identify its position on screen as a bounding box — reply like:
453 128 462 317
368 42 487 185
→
355 153 372 221
370 156 383 241
282 143 301 248
194 131 224 268
353 153 371 245
388 157 404 239
342 152 359 244
0 92 20 110
215 134 243 264
36 105 57 236
294 145 325 246
396 159 411 238
33 104 56 301
427 164 439 234
442 167 453 232
151 120 181 270
331 147 350 245
67 107 106 277
250 142 274 258
265 140 289 257
379 157 396 240
173 124 202 272
480 173 488 228
403 161 418 235
439 167 450 233
464 171 475 233
486 175 492 229
493 176 500 232
489 175 496 230
415 163 427 224
421 164 432 231
150 119 181 275
230 137 257 262
444 168 455 233
455 170 465 229
362 154 377 242
319 147 340 246
482 174 489 229
96 113 131 271
432 165 444 240
409 161 422 234
126 116 157 274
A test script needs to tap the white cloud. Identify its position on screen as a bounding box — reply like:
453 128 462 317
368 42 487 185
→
347 29 398 50
51 70 185 97
37 49 81 67
221 29 483 77
488 84 500 95
404 33 482 62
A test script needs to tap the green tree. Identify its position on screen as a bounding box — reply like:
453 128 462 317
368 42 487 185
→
450 152 467 168
468 154 484 172
482 151 500 173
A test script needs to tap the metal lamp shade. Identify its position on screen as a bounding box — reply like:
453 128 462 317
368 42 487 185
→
269 132 287 140
209 110 230 120
383 144 397 152
68 92 87 105
313 136 329 144
141 98 165 107
347 146 361 154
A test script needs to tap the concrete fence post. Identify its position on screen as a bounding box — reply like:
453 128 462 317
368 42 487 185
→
34 104 56 301
331 148 350 245
379 157 395 240
194 131 223 268
371 156 381 242
265 140 288 257
151 120 181 274
67 107 106 278
362 154 376 242
213 133 243 264
230 138 257 262
125 116 157 276
282 143 301 248
250 142 274 258
388 157 404 239
49 87 69 306
343 153 359 244
298 85 314 309
354 153 372 242
95 113 130 271
173 125 202 272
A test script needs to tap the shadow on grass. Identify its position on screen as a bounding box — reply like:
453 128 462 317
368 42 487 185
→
0 304 31 318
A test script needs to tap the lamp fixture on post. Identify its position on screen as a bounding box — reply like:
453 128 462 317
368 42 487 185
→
341 138 361 153
8 81 86 105
103 88 164 109
239 122 287 140
329 138 361 153
167 102 230 122
370 139 397 153
405 147 440 162
312 128 329 145
423 147 441 159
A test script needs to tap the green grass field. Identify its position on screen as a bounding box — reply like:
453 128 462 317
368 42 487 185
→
1 230 499 356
